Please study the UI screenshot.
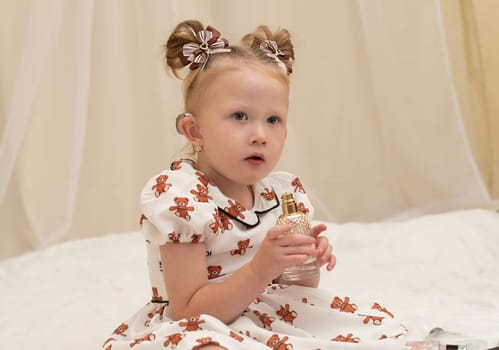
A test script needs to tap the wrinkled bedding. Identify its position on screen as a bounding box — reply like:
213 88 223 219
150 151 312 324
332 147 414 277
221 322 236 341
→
1 209 498 349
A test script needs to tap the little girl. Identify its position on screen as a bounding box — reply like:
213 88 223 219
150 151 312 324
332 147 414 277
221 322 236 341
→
102 20 408 350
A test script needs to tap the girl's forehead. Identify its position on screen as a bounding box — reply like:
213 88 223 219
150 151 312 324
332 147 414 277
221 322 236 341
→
186 59 289 111
199 64 287 91
210 57 287 80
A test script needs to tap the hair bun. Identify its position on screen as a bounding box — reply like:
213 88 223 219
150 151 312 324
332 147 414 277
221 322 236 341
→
164 20 206 78
242 25 294 74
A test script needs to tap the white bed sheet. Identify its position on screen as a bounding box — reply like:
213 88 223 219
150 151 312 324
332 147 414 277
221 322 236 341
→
1 209 498 349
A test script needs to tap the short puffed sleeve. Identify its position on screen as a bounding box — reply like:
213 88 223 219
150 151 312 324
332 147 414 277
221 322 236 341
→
139 167 218 246
267 171 315 219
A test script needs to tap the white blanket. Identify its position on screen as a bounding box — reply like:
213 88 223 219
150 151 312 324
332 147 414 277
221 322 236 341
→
1 209 498 349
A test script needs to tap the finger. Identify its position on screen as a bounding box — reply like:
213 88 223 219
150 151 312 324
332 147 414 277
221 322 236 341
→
315 236 330 252
267 224 293 240
316 243 334 266
281 244 317 257
326 254 337 271
278 233 316 248
310 223 328 238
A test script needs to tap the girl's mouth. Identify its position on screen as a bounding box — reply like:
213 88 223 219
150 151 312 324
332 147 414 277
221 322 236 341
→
245 154 265 165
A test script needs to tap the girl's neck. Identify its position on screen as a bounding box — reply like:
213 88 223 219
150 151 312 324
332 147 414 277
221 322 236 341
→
192 162 255 209
219 183 255 210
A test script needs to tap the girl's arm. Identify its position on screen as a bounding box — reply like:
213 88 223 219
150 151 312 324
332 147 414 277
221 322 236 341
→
161 223 318 324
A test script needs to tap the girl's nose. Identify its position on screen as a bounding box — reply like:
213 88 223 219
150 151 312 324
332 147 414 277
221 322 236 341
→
250 124 267 145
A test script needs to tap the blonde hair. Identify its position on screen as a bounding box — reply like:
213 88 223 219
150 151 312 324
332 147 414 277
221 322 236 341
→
164 20 295 160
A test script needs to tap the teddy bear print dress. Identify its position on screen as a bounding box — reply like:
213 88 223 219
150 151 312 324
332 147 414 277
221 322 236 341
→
102 160 408 350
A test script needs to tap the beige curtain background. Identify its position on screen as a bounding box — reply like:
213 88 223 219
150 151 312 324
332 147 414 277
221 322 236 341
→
0 0 497 260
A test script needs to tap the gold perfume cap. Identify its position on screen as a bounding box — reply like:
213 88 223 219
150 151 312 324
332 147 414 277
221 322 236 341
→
281 192 298 216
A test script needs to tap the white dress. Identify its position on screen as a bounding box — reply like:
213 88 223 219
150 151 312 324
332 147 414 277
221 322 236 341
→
102 160 408 350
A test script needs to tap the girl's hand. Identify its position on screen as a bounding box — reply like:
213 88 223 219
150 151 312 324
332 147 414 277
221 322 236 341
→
249 223 317 283
311 223 336 271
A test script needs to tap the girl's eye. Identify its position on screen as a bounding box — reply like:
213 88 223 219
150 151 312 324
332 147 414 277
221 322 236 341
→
267 116 281 125
232 112 248 121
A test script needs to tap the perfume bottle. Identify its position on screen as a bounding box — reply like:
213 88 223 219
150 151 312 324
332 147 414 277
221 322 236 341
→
421 328 488 350
406 340 486 350
276 193 319 281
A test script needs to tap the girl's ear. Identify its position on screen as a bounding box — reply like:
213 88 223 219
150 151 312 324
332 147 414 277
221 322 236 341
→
176 113 202 145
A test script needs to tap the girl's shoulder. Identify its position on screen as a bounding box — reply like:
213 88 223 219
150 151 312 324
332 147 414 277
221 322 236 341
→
139 161 219 245
140 160 212 205
263 171 314 217
265 171 310 195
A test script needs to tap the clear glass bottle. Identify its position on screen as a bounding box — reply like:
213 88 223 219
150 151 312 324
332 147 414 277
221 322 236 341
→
276 193 319 281
422 328 488 350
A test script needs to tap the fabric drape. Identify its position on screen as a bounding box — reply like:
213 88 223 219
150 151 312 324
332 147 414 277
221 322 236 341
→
0 0 497 260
